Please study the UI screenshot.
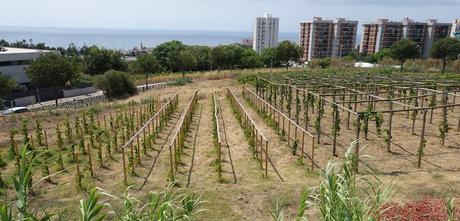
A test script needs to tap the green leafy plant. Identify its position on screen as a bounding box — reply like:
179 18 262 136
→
8 128 18 159
0 204 13 221
291 140 299 156
446 198 457 221
294 141 395 221
374 113 384 136
21 119 30 149
56 124 65 170
35 120 44 146
79 188 107 221
332 105 341 137
439 94 449 146
296 189 310 220
266 199 286 221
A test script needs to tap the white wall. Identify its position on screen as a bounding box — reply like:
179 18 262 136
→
63 87 97 97
14 96 36 106
0 65 30 84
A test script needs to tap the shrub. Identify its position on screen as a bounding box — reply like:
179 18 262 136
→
318 58 331 69
167 77 193 86
0 154 6 167
94 70 137 99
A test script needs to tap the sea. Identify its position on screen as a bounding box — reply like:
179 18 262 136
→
0 26 298 50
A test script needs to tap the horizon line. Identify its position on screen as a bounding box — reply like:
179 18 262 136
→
0 25 299 34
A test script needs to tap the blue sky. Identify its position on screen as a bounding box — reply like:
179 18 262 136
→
2 0 460 32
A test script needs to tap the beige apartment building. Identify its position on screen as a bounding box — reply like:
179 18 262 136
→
360 18 452 58
300 17 358 62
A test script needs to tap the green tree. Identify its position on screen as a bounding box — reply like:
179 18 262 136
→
372 48 392 63
210 45 232 71
210 44 247 71
176 49 197 77
189 45 211 71
153 40 186 72
0 39 10 47
26 53 77 106
430 37 460 74
94 70 137 99
390 39 419 71
0 73 16 108
130 53 161 90
261 47 279 67
66 43 79 57
241 49 263 70
275 41 302 70
84 46 126 75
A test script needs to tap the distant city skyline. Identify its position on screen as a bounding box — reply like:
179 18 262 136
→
1 0 459 32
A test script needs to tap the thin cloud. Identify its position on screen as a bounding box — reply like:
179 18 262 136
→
257 0 460 6
322 0 460 6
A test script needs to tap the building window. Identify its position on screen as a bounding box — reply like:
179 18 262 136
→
0 61 13 66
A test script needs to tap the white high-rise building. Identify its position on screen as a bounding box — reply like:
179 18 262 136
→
451 19 460 39
253 13 279 54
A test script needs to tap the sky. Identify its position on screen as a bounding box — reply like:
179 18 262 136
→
1 0 460 32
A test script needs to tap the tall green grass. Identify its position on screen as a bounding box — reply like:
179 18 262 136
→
446 198 457 221
80 184 206 221
272 141 395 221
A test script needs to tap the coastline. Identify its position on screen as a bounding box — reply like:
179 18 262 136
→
0 26 298 50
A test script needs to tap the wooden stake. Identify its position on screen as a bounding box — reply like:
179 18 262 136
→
265 140 268 177
417 110 427 169
169 145 174 182
88 141 94 177
387 102 394 153
122 149 127 185
137 135 141 164
311 137 315 171
354 115 361 173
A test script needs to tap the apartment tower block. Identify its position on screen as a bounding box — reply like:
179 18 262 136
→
253 13 279 54
300 17 358 62
450 19 460 39
360 18 452 58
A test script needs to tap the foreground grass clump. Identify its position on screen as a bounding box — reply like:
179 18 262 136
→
303 141 394 221
270 141 395 221
81 185 206 221
0 145 205 220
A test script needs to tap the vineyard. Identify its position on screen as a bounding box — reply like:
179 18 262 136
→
0 72 460 220
243 72 460 173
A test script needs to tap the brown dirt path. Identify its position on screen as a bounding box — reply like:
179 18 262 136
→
231 87 313 184
187 94 218 187
217 91 262 184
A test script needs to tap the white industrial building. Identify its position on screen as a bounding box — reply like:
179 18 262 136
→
0 47 57 84
253 13 279 54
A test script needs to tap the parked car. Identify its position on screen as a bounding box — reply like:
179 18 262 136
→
0 107 29 115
